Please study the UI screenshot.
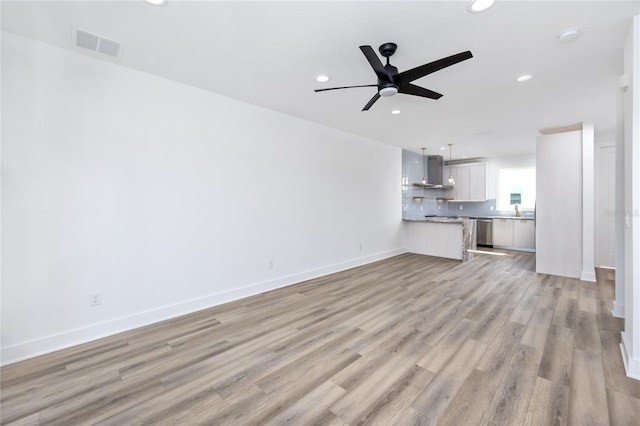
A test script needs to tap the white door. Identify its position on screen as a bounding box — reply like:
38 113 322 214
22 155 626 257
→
595 142 616 267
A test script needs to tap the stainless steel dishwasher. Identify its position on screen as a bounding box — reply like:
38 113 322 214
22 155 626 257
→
477 218 493 247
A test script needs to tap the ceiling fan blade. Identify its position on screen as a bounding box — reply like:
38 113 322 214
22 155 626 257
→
362 92 381 111
397 51 473 84
359 45 387 79
314 84 377 93
398 83 443 99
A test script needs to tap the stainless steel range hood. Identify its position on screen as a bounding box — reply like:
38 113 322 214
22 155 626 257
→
412 155 453 189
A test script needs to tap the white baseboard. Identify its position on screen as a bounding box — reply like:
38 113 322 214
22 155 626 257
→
580 270 597 282
1 248 407 366
620 331 640 380
612 300 625 318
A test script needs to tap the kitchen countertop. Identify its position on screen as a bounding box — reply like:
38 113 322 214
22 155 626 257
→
403 216 533 222
484 216 534 220
403 217 473 224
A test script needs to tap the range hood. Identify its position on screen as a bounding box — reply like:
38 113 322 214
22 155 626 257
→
412 155 453 189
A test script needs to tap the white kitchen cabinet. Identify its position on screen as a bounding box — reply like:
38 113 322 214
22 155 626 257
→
513 219 535 249
493 218 535 251
446 163 486 201
455 166 470 200
469 164 486 200
492 218 514 247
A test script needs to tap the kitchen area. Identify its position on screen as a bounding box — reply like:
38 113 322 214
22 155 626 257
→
402 149 536 261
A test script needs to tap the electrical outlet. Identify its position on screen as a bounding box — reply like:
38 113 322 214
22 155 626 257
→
459 205 464 210
268 260 274 269
90 292 102 306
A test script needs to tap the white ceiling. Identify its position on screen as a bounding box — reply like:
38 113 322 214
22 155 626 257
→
2 0 639 159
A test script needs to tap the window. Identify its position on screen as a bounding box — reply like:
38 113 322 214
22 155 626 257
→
497 167 536 211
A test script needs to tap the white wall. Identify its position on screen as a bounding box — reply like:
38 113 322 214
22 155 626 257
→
536 130 583 278
0 32 405 364
620 15 640 380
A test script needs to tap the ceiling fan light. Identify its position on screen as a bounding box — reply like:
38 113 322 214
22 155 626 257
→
448 175 456 185
558 28 580 42
468 0 495 13
379 87 398 97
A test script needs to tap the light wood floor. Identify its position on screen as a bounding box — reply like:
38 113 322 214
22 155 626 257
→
2 251 640 425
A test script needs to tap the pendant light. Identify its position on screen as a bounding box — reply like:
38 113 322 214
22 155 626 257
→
448 143 456 185
421 147 428 186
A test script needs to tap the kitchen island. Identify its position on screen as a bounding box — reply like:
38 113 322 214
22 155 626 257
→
403 217 477 261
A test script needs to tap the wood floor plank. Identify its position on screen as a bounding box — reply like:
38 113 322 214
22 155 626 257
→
416 318 478 373
524 376 570 426
482 343 543 426
600 329 640 400
353 366 436 425
0 251 631 425
408 338 487 424
437 368 494 426
521 304 555 349
578 282 599 314
561 278 579 299
263 380 346 425
537 324 574 386
597 298 624 333
509 287 541 325
606 388 640 426
574 310 602 354
475 320 526 374
471 292 519 344
552 296 577 329
568 349 610 425
3 413 40 426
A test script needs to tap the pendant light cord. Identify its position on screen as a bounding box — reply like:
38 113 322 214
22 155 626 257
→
421 148 427 185
448 144 455 185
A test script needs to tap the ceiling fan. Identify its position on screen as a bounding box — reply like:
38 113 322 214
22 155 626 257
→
315 43 473 111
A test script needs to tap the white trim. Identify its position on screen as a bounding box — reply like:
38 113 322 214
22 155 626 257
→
582 123 597 284
580 271 597 282
612 300 625 318
620 331 640 380
0 248 406 366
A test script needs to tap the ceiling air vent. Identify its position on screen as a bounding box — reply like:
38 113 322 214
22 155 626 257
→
72 27 123 59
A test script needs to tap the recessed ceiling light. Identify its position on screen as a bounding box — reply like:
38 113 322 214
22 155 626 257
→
467 0 495 13
558 27 581 42
440 147 446 150
315 74 330 83
517 74 533 82
462 155 468 159
145 0 168 6
391 109 401 115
